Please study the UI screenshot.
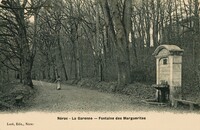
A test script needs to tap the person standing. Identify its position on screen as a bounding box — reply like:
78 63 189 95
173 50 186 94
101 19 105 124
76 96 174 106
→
56 76 61 90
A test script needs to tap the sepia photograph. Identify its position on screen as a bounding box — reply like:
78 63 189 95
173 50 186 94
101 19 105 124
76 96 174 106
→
0 0 200 130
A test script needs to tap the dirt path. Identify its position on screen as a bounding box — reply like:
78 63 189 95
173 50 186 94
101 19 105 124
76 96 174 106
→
27 81 151 112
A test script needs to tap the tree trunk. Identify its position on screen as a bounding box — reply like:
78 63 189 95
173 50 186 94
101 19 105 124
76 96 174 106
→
73 36 80 80
21 29 33 87
57 32 68 80
52 64 57 81
22 58 33 87
193 0 200 86
42 69 46 79
111 0 131 88
99 60 103 81
152 0 160 46
167 0 173 43
18 2 34 87
145 0 151 48
101 0 131 88
6 67 9 81
47 61 51 80
74 51 80 80
96 1 103 81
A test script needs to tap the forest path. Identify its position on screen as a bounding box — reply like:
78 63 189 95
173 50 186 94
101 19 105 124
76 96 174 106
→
28 80 150 112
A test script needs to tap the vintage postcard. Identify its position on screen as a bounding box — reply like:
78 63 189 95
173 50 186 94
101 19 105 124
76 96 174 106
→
0 0 200 130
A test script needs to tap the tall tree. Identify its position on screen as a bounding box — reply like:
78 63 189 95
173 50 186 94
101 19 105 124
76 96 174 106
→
0 0 34 87
101 0 132 88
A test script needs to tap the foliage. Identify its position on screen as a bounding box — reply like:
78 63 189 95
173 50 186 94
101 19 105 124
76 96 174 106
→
122 83 156 99
1 0 200 98
71 78 155 100
0 81 35 110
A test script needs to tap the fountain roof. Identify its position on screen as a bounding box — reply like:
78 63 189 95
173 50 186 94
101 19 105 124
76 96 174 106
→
153 45 184 56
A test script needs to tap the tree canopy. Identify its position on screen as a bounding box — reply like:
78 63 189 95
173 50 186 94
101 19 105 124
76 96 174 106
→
0 0 200 90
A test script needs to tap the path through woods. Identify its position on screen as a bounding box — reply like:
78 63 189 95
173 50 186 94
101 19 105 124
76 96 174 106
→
27 81 185 112
28 81 149 112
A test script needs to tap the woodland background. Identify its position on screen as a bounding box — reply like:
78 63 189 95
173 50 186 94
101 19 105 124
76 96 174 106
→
1 0 200 99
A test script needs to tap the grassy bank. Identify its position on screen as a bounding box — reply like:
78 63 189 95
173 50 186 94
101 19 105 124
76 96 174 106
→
64 78 156 101
0 81 36 111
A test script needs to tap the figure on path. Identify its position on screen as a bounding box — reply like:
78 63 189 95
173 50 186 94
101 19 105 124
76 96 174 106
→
56 76 61 90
